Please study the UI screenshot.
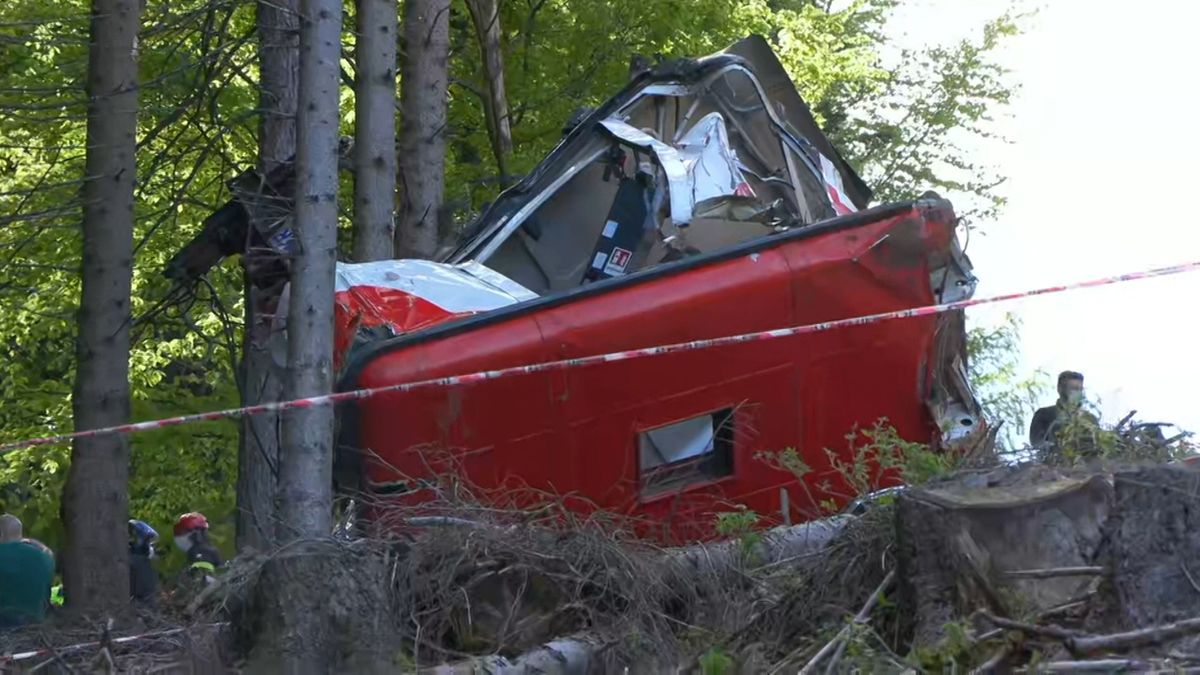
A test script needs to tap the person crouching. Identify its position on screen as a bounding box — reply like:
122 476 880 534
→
173 512 222 588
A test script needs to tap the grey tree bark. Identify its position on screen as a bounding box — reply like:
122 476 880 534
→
236 0 299 554
465 0 513 184
396 0 450 259
61 0 140 612
277 0 341 540
258 0 300 174
351 0 397 262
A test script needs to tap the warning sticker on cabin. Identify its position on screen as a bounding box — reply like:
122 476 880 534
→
604 247 632 276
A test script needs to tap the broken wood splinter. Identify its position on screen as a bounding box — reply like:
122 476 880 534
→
785 569 896 675
1001 566 1104 579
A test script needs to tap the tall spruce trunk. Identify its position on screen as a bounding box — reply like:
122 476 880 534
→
465 0 512 184
352 0 397 262
235 0 300 554
61 0 140 612
278 0 341 540
396 0 450 258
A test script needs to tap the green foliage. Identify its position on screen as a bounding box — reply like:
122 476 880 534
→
698 646 735 675
0 0 253 566
823 420 948 493
834 10 1026 224
906 619 984 671
1041 405 1193 467
714 504 762 560
759 419 956 515
967 313 1048 454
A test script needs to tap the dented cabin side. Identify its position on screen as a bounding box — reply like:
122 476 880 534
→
337 199 983 543
331 37 982 541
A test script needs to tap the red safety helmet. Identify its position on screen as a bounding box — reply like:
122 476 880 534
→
173 512 209 537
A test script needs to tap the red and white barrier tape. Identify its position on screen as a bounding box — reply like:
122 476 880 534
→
0 622 228 664
2 259 1199 454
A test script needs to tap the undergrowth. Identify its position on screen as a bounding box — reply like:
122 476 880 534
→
755 418 961 518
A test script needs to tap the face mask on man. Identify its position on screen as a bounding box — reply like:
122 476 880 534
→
1060 380 1085 408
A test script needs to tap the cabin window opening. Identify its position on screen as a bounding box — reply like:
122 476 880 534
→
639 409 735 495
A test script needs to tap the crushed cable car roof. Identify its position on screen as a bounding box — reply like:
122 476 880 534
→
446 35 872 266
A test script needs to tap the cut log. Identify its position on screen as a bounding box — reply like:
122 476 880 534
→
666 514 852 573
1070 616 1200 656
422 635 604 675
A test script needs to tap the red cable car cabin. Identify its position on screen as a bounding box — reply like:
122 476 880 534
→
332 36 986 544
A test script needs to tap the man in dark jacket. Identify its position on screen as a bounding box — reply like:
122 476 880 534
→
1030 370 1099 453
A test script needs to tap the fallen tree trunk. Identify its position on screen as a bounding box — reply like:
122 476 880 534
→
1070 616 1200 656
215 465 1200 672
422 635 607 675
665 514 853 572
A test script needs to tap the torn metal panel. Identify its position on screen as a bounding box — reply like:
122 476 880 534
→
599 113 753 226
930 237 978 304
273 259 538 373
447 36 875 296
721 35 871 209
819 153 857 216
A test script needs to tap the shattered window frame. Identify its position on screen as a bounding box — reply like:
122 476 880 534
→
638 408 736 497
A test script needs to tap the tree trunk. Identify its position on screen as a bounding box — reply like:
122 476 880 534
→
235 0 300 554
396 0 450 259
352 0 397 262
278 0 341 540
465 0 512 184
258 0 300 174
62 0 140 613
235 285 283 551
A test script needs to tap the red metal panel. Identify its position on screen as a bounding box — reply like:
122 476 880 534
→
352 203 959 542
355 316 556 493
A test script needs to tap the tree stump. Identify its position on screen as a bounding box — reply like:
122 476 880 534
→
238 541 401 674
897 467 1113 647
1101 466 1200 649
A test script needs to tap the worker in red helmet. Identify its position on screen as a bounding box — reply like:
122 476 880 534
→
173 512 222 585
